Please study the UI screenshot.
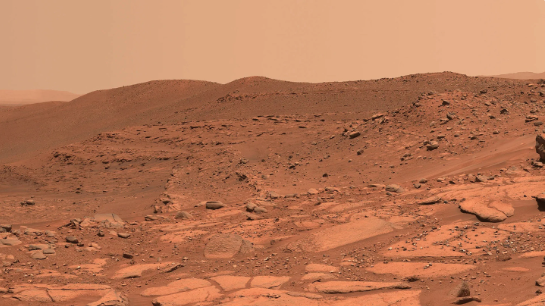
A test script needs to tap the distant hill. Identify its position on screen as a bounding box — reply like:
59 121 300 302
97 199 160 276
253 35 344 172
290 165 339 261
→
0 89 80 106
0 72 540 163
482 72 545 80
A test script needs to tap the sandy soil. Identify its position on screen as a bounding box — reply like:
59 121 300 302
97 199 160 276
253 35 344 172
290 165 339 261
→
0 72 544 306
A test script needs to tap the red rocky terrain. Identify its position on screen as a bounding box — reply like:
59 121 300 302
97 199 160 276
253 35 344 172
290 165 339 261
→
0 72 544 305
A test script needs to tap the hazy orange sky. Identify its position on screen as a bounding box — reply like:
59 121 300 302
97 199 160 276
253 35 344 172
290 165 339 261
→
1 0 544 94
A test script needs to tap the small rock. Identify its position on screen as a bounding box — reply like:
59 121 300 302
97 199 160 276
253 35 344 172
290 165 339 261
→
65 236 79 244
0 238 21 246
28 244 49 250
526 115 539 122
371 113 385 120
161 263 183 273
145 215 158 221
349 131 361 139
497 253 512 261
532 161 544 167
268 191 281 199
205 201 225 210
253 206 268 214
451 281 470 297
426 141 439 151
385 184 404 193
175 211 191 220
123 253 134 259
118 233 131 239
475 175 488 182
42 248 55 255
308 188 319 195
30 250 46 260
417 196 441 205
0 224 12 232
21 199 35 206
245 202 257 212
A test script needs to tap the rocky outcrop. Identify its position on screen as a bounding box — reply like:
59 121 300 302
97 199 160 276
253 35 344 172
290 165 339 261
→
459 199 514 222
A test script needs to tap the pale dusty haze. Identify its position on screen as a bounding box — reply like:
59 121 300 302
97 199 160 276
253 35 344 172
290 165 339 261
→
1 0 544 93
